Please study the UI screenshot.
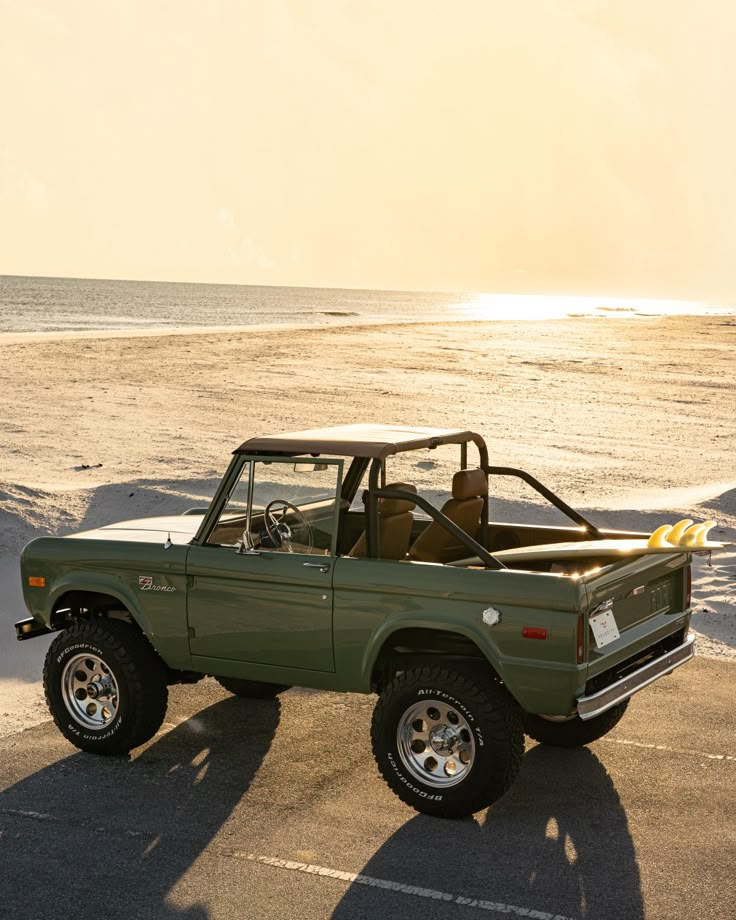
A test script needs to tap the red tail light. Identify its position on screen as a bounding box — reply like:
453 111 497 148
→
576 613 585 664
522 626 547 640
684 566 692 610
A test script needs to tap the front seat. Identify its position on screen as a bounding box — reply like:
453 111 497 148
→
348 482 417 560
408 469 487 564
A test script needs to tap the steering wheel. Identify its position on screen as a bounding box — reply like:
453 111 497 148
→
263 499 313 552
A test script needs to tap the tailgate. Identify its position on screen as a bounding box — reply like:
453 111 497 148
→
583 551 691 681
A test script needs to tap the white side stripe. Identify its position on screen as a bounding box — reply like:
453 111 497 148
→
235 852 580 920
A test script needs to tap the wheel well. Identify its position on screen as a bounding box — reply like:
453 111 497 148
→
50 591 135 630
49 592 203 686
371 628 499 692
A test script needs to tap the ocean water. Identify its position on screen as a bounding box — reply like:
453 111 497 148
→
0 275 733 334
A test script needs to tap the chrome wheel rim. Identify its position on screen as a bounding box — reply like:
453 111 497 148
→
61 653 120 729
397 698 476 788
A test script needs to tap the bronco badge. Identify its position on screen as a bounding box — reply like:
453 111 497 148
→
138 576 175 593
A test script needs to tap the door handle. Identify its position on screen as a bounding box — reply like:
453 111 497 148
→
303 562 331 573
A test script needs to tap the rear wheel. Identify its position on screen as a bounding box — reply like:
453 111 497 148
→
523 700 629 748
215 677 290 699
44 618 168 755
371 665 524 818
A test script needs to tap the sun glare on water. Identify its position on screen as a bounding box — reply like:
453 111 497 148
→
451 294 722 322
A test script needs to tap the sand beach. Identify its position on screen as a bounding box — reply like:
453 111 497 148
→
1 313 734 737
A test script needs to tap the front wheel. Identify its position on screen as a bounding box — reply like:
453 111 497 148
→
371 666 524 819
522 700 629 748
44 619 168 755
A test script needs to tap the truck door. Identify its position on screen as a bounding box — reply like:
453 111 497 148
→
186 456 343 672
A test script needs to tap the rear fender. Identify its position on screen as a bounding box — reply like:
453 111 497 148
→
363 615 585 716
364 617 511 686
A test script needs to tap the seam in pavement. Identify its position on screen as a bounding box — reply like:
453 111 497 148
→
603 738 736 761
231 852 581 920
0 808 57 821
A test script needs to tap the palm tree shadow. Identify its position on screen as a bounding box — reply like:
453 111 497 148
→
0 693 280 919
332 745 643 920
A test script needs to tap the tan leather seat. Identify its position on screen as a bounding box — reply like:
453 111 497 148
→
408 469 487 564
348 483 417 560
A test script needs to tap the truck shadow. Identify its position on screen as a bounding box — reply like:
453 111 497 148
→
0 693 280 919
331 745 644 920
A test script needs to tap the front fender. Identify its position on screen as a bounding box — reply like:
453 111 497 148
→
20 537 192 670
47 572 154 634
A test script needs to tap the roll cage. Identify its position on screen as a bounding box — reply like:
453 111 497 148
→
215 424 602 566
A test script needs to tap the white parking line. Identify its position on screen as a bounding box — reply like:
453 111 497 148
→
603 738 736 761
234 852 579 920
0 808 55 821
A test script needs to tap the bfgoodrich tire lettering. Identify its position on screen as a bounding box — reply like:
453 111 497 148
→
371 666 524 819
44 619 168 755
522 699 629 748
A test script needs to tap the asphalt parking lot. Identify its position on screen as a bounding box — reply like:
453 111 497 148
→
0 656 733 920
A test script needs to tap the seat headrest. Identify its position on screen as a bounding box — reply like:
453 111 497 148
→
379 482 417 515
452 469 488 500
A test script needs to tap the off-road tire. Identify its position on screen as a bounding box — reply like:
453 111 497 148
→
371 666 524 819
215 677 290 699
522 699 629 748
44 618 168 755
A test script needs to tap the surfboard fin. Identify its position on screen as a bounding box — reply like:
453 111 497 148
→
649 519 723 549
647 525 674 548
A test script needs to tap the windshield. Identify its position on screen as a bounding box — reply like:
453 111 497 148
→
207 456 343 551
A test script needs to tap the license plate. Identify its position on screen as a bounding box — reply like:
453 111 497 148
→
589 608 621 649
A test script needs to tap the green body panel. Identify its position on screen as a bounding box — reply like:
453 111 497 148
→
21 537 192 670
330 557 588 713
182 555 593 711
186 545 335 672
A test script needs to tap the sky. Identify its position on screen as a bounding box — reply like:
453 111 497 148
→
1 1 735 299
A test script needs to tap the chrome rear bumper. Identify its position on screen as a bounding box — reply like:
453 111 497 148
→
577 631 695 721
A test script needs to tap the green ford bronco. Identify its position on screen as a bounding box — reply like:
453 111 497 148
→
17 425 696 818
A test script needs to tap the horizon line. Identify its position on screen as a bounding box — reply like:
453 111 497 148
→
0 272 724 306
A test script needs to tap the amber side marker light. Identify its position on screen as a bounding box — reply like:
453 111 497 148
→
28 577 46 587
522 626 547 640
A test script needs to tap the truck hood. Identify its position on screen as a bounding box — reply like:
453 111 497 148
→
65 515 205 545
